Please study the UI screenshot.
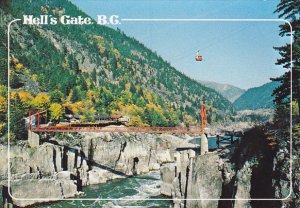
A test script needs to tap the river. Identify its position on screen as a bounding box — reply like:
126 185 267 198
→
34 171 173 208
10 136 238 207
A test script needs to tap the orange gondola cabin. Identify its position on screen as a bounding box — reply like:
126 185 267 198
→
195 51 203 61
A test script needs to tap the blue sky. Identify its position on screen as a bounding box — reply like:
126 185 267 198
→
71 0 289 89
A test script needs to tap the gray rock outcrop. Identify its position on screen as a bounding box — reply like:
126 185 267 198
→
160 150 224 208
1 132 196 207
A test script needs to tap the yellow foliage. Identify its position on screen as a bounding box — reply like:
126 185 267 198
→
30 74 38 81
10 92 18 100
79 115 87 122
86 80 92 89
146 103 163 114
87 90 97 100
69 101 84 114
64 101 95 116
183 114 196 127
129 115 148 126
145 92 153 103
94 35 104 42
0 96 7 113
32 93 50 110
75 101 85 108
110 109 119 115
125 83 131 91
125 58 131 64
0 122 5 133
94 35 106 54
49 103 64 121
97 45 106 54
122 104 143 116
112 48 121 59
63 102 76 114
18 91 33 107
15 63 23 70
62 58 69 69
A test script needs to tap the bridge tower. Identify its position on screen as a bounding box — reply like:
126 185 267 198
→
200 101 208 155
27 110 40 148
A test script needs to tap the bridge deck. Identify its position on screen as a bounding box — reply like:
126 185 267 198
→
31 126 202 134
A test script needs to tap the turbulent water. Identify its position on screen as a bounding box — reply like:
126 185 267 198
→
34 171 172 208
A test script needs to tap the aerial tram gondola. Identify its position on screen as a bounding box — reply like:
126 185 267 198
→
195 50 203 61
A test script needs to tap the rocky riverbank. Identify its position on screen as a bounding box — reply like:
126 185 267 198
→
160 126 298 208
0 132 195 207
1 126 298 208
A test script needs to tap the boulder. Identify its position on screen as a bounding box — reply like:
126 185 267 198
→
5 178 78 207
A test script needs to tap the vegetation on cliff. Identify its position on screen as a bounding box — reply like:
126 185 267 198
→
0 0 235 141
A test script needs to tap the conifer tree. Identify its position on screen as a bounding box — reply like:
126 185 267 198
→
10 94 26 140
272 0 300 115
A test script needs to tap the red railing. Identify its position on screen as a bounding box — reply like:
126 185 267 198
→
31 126 201 135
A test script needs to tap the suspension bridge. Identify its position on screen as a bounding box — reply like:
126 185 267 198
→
30 125 202 134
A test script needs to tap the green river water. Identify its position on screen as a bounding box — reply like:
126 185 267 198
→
33 171 173 208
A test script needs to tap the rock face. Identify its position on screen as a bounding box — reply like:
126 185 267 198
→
160 126 299 208
161 146 274 208
160 163 176 196
186 153 223 208
79 133 159 177
0 143 84 207
1 132 195 207
160 150 224 208
233 162 252 208
4 178 78 207
160 149 257 208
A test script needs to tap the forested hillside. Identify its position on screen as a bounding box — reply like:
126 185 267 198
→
0 0 234 140
233 81 279 111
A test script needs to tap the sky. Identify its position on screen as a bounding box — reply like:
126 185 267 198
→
71 0 290 90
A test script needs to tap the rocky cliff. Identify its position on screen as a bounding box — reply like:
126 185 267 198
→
0 132 195 207
160 126 298 208
160 149 235 208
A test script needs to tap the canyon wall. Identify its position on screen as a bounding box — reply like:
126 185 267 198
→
0 132 195 207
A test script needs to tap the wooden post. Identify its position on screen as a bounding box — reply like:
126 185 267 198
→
37 110 40 128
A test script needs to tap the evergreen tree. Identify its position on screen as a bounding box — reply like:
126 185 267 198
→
71 87 80 102
10 94 26 140
91 69 97 85
50 89 64 103
272 0 300 115
0 0 10 8
0 47 7 85
10 71 23 89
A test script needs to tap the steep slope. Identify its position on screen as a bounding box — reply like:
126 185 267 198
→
198 80 245 102
233 81 279 111
0 0 234 136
